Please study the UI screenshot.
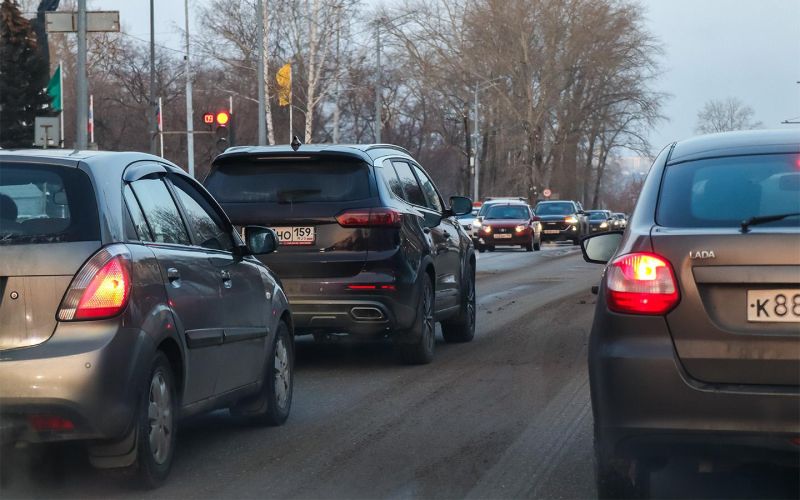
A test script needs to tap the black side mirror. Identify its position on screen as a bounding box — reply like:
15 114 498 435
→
449 196 473 216
581 231 623 264
244 226 278 255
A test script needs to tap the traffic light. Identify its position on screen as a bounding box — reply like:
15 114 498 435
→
205 110 235 151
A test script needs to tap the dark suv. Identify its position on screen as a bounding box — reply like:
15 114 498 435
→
204 144 476 364
0 150 293 487
534 200 589 244
581 130 800 498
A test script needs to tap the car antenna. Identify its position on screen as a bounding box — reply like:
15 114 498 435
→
291 136 302 151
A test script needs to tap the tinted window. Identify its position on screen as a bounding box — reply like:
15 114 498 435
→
170 175 233 251
485 205 530 220
535 202 575 216
123 185 152 241
658 154 800 228
130 178 191 245
378 164 405 199
0 162 99 245
588 211 608 220
412 165 443 212
392 161 426 206
205 159 371 203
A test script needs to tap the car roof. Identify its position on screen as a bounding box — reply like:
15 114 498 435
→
0 149 186 178
215 143 413 164
668 129 800 165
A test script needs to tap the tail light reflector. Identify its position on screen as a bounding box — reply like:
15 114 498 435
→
58 244 132 321
347 284 396 291
336 208 402 228
606 252 679 315
29 415 75 432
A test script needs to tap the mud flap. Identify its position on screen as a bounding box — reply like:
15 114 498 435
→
88 424 137 469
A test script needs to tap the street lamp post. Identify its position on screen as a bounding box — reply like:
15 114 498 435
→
471 77 505 201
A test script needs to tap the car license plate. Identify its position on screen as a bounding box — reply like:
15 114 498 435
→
747 290 800 323
494 233 512 239
543 230 560 234
271 226 315 246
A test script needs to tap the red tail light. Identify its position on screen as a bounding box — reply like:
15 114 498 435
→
29 415 75 432
606 252 679 315
347 284 396 291
336 208 402 228
58 245 132 321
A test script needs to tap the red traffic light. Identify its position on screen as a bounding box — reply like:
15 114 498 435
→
202 112 214 125
215 111 230 127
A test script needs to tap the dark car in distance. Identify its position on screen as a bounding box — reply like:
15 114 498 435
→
533 200 589 244
474 201 541 252
580 130 800 498
204 144 476 365
0 150 293 487
586 209 614 234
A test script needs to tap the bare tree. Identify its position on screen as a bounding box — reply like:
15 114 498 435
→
695 97 762 134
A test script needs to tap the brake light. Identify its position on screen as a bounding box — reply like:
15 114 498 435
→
336 208 402 227
606 253 679 315
58 245 132 321
347 284 396 291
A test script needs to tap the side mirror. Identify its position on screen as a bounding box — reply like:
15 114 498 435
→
244 226 278 255
581 231 623 264
449 196 473 216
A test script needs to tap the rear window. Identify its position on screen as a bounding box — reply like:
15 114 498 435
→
0 162 99 245
534 202 574 216
657 154 800 228
205 158 372 203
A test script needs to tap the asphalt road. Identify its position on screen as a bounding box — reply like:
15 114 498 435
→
2 244 798 499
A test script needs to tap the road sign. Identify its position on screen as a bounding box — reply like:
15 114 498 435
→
543 188 552 198
34 117 61 148
45 11 120 33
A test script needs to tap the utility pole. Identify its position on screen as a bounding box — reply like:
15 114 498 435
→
148 0 156 154
75 0 87 149
184 0 194 176
374 19 382 143
333 5 342 144
256 0 266 145
472 82 480 201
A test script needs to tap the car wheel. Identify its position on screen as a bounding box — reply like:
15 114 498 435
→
132 351 177 489
571 237 580 246
231 321 293 426
525 238 533 252
487 245 495 252
441 264 475 343
476 243 485 253
534 235 541 251
396 273 435 365
595 438 650 499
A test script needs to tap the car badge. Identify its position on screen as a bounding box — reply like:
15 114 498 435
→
689 250 716 259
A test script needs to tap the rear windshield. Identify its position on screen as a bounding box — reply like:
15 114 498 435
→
485 205 529 220
657 154 800 228
535 202 574 216
205 158 372 204
0 162 99 245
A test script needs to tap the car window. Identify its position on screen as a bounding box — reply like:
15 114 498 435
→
378 163 405 200
588 212 607 220
204 158 371 203
412 165 443 212
0 162 99 245
485 205 530 220
535 202 574 216
658 154 800 228
391 161 427 207
123 185 153 241
170 175 234 251
130 177 191 245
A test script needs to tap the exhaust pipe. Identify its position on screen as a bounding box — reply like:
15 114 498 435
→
350 307 385 321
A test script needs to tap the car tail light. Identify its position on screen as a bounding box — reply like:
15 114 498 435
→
347 284 396 291
58 245 132 321
336 208 402 228
29 415 75 432
606 252 679 315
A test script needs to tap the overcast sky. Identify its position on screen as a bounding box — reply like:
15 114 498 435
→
86 0 800 153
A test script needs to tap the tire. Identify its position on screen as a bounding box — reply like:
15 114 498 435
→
533 235 541 251
441 264 475 343
571 237 580 246
131 351 177 489
487 245 495 252
396 273 435 365
595 435 650 499
525 238 533 252
476 243 486 253
231 321 293 426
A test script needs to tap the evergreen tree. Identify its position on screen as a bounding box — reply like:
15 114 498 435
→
0 0 51 148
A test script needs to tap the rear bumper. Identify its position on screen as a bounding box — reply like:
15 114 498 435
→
0 321 151 445
590 303 800 466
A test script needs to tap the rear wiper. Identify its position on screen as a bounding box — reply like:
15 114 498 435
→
740 212 800 233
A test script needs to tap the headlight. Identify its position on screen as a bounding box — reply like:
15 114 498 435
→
600 221 608 228
473 220 482 228
565 216 578 224
515 225 526 233
483 225 492 233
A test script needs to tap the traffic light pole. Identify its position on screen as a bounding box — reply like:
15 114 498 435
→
75 0 87 149
184 0 195 177
256 0 267 146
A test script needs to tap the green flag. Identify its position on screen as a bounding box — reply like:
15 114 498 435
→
47 65 61 112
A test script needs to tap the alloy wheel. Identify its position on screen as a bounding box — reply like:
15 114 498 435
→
147 371 173 465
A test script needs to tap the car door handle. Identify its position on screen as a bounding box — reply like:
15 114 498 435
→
167 267 181 287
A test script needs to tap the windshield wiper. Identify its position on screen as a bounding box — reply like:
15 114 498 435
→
740 212 800 233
